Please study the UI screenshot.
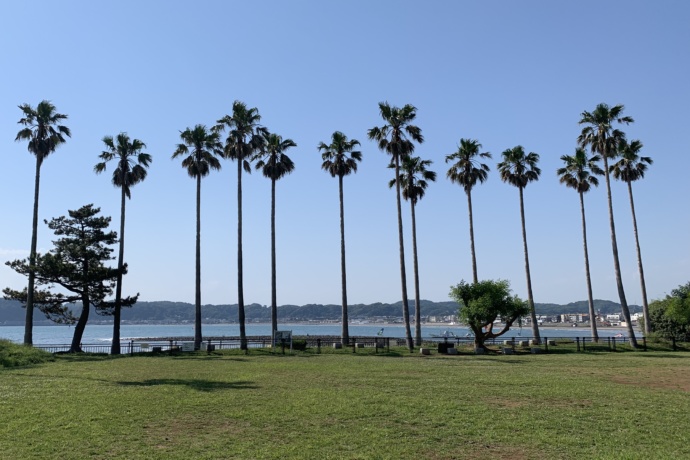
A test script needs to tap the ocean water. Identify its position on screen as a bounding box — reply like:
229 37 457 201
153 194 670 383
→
0 323 634 345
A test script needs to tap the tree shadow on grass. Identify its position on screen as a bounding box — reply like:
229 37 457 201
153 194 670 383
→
117 379 258 392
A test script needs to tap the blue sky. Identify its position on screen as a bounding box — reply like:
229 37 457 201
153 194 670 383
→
1 1 688 308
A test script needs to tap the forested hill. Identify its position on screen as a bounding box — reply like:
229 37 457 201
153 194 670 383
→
0 298 641 325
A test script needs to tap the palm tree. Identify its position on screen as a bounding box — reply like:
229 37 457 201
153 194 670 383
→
445 138 492 283
578 103 638 347
611 139 653 335
368 102 423 353
95 133 152 354
214 101 263 351
254 129 296 340
172 125 222 350
497 146 541 343
557 148 604 342
318 131 362 346
390 156 436 346
15 100 71 345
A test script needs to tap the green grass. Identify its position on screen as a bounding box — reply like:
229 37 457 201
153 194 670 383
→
1 347 689 459
0 339 54 368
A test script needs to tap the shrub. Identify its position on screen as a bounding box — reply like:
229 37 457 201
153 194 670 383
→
0 339 54 368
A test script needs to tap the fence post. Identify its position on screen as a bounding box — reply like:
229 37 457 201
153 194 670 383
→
129 340 133 356
169 339 174 355
607 337 611 351
613 337 616 351
583 337 586 352
643 336 647 352
352 337 356 353
544 337 549 353
576 337 581 352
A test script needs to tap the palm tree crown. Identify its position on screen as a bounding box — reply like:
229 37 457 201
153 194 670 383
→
445 138 492 192
214 101 263 171
578 103 633 159
16 100 71 164
497 146 541 187
368 102 423 159
172 125 223 176
390 156 437 204
319 131 362 178
557 148 603 193
95 133 152 198
610 139 653 183
255 130 296 178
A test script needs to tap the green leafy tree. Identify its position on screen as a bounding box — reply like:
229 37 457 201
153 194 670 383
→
497 146 541 343
449 279 529 351
368 102 424 352
648 282 690 342
557 148 604 342
255 129 296 339
4 205 136 352
611 139 653 335
318 131 362 346
172 125 222 350
389 156 436 346
95 133 151 354
15 100 71 345
214 102 264 350
445 138 492 283
578 103 638 347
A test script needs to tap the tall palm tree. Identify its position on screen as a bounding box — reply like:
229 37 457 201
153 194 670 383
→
318 131 362 346
368 102 423 353
497 146 541 343
15 100 71 345
611 139 653 335
172 125 222 350
557 148 604 342
578 103 638 347
445 138 492 283
214 101 263 351
95 133 152 354
254 129 296 340
390 156 436 346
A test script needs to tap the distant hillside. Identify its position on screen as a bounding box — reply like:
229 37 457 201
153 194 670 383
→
0 297 641 325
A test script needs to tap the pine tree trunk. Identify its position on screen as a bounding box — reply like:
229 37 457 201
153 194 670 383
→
70 282 90 353
467 189 478 284
410 198 422 346
394 155 413 352
24 157 42 346
111 180 126 355
519 187 540 343
338 175 349 346
194 174 202 351
271 177 278 341
580 191 598 342
237 160 247 350
602 155 637 347
627 181 650 335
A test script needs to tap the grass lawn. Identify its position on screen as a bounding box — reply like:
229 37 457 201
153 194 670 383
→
1 346 689 459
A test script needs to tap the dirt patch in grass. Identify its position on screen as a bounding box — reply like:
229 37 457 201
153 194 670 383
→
611 367 690 392
426 441 548 460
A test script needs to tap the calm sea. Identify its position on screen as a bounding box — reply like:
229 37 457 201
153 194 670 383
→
0 323 634 345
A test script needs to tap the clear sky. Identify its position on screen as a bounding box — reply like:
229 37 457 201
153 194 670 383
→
1 1 688 308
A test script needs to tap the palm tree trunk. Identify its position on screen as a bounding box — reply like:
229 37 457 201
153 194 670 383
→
338 175 349 346
70 293 90 353
627 181 650 335
519 187 540 343
602 156 637 347
111 182 126 355
467 189 478 284
194 174 202 351
24 157 41 346
410 198 422 346
394 155 413 352
271 177 278 341
237 160 247 350
580 191 598 342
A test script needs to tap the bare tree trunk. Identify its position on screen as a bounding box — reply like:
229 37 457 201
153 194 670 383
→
394 155 413 352
410 198 422 346
24 157 42 346
338 175 349 346
467 189 478 284
194 174 202 351
627 181 650 335
580 191 598 342
111 181 126 355
602 156 637 347
519 187 540 343
271 178 278 341
237 160 247 350
70 294 90 353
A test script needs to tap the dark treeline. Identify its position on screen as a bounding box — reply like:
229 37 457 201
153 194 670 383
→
0 298 639 325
